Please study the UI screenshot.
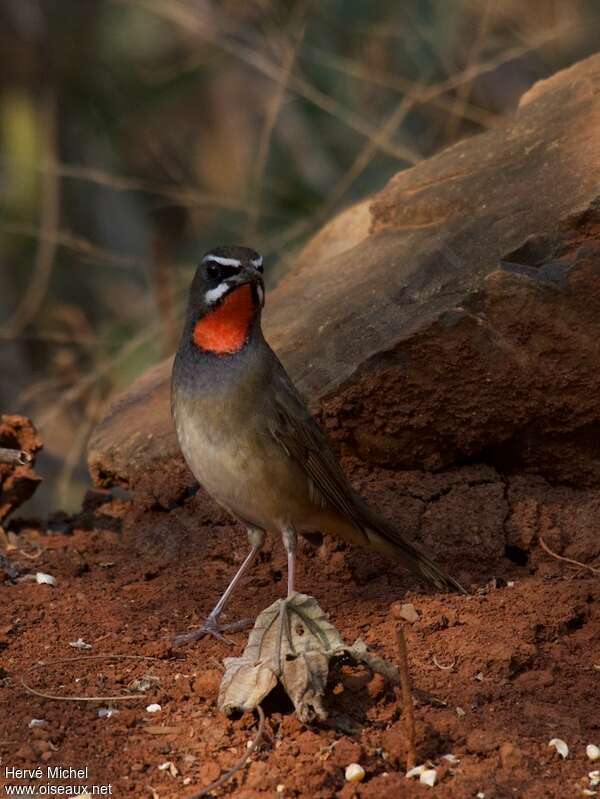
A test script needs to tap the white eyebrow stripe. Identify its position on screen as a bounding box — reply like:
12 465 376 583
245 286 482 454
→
250 255 263 268
202 255 242 268
205 282 231 304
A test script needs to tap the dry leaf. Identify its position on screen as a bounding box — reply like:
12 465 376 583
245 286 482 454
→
218 593 399 722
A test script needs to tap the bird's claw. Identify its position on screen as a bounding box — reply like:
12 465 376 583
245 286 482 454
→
173 616 254 646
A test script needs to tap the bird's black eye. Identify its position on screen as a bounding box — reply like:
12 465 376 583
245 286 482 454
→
206 263 220 279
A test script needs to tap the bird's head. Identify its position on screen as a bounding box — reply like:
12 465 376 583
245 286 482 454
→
184 246 265 356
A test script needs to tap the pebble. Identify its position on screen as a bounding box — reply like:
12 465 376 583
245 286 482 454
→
420 769 437 787
28 719 46 728
406 765 426 779
587 745 600 762
97 707 118 719
331 738 363 767
548 738 569 758
391 602 419 623
146 703 161 713
35 572 56 586
442 754 460 765
345 763 365 782
69 638 92 650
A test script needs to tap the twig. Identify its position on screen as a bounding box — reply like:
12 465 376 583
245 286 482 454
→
0 448 31 466
395 624 417 771
21 654 160 702
539 536 600 577
186 705 265 799
1 88 60 335
245 5 307 239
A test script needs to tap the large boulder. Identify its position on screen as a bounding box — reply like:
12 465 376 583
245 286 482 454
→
88 54 600 498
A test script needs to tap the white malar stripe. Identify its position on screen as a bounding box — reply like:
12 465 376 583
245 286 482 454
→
205 282 231 304
256 284 264 306
250 255 263 269
202 254 242 268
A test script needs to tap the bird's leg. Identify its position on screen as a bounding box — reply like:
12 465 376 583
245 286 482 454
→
174 528 264 645
271 526 302 663
282 526 298 598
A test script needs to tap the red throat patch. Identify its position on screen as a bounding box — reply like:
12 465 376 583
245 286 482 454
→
193 283 256 355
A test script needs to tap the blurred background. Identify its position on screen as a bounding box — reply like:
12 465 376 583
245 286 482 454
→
1 0 598 516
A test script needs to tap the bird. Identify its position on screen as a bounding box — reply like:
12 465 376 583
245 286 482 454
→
171 245 466 644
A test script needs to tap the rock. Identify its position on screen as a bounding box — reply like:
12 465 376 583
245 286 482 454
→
330 739 363 768
88 55 600 502
0 415 42 521
391 602 419 623
192 670 222 702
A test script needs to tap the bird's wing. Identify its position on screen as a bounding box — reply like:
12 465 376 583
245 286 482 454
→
267 370 368 533
266 366 467 595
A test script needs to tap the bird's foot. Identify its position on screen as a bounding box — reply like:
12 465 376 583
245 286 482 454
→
173 615 254 646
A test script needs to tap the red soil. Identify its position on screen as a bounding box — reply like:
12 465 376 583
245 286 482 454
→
1 461 599 799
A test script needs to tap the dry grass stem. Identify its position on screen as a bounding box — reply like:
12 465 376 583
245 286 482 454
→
539 536 600 577
21 654 160 702
395 623 417 771
1 89 60 336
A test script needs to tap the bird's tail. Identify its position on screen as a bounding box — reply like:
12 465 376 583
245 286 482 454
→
359 506 468 595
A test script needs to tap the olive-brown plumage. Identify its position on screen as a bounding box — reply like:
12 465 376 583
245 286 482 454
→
171 246 465 642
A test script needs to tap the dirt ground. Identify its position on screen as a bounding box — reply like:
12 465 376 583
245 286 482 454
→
1 458 600 799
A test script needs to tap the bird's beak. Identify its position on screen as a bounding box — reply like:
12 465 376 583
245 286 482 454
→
226 266 264 307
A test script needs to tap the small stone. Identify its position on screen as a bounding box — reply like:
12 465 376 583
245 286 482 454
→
128 675 160 693
391 602 419 623
276 786 285 794
406 765 427 779
442 754 460 765
146 703 161 713
456 706 466 717
590 771 600 787
420 769 437 787
69 638 92 650
28 719 46 728
192 670 221 701
548 738 569 758
35 572 56 586
97 707 119 719
587 745 600 762
345 763 365 783
331 738 362 767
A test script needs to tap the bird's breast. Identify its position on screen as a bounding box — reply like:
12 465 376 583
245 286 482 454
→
172 390 314 533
